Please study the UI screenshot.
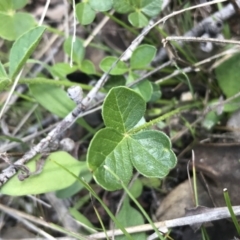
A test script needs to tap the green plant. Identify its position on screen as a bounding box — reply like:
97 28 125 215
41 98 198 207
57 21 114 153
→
0 0 178 195
76 0 162 28
87 86 176 191
0 0 36 41
2 0 238 239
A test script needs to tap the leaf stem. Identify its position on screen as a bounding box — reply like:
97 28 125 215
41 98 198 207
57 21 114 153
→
192 150 199 206
129 102 202 134
104 165 165 240
54 162 134 240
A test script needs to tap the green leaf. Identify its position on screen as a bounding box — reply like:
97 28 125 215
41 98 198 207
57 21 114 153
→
69 208 95 231
102 87 146 133
0 0 13 12
56 165 92 199
100 56 128 75
0 12 36 41
130 44 156 69
0 78 11 90
104 75 126 91
116 199 146 240
128 11 148 28
132 79 153 102
87 128 133 190
128 130 177 178
1 151 84 196
129 178 143 198
87 86 176 191
112 0 133 13
89 0 112 12
140 0 163 17
12 0 28 9
76 2 96 25
80 59 96 74
0 0 28 11
149 82 161 102
202 111 220 130
50 62 78 78
216 53 240 112
63 36 85 65
30 84 75 118
30 84 95 133
0 61 8 78
141 177 161 188
9 26 45 78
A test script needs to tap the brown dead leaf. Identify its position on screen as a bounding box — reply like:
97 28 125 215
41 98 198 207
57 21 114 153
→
156 178 212 221
157 143 240 221
193 143 240 207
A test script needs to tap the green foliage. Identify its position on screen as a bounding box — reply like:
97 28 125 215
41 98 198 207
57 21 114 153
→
149 83 161 102
0 13 36 41
113 0 163 27
202 111 221 130
87 128 134 190
69 208 96 232
0 0 28 10
87 87 177 190
30 84 94 132
12 0 28 9
50 62 78 78
133 79 153 102
128 11 148 28
0 61 11 90
81 59 96 74
56 168 92 199
1 152 85 196
0 0 36 41
76 2 96 25
76 0 112 25
89 0 112 11
0 0 13 11
30 84 75 118
63 36 96 74
216 53 240 112
76 0 163 27
104 75 126 90
100 56 128 75
1 0 174 211
0 62 8 78
2 0 238 237
112 0 133 13
130 44 156 69
63 36 85 65
116 199 146 240
129 178 143 198
129 130 176 177
100 44 157 102
100 44 156 75
102 87 146 132
9 26 46 78
141 177 161 188
0 78 11 90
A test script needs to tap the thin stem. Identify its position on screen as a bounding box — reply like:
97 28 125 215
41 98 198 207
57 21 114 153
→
223 188 240 236
54 162 134 240
192 150 199 206
93 206 110 240
129 102 201 134
70 0 76 68
104 166 165 240
39 0 51 26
